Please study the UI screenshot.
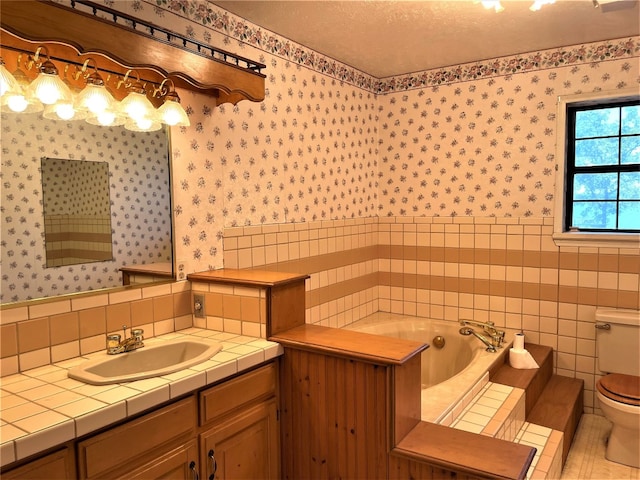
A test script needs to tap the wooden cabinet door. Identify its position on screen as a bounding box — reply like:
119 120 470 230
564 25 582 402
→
200 363 276 425
77 397 197 479
2 447 75 479
123 439 199 480
200 398 279 480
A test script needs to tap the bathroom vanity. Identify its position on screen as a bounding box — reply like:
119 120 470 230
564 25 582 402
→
3 362 279 479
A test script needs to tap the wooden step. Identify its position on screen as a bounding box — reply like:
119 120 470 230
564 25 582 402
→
489 344 553 417
528 375 584 466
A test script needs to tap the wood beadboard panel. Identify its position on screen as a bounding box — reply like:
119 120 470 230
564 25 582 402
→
392 422 536 480
392 355 421 446
270 324 427 366
389 455 484 480
279 348 390 479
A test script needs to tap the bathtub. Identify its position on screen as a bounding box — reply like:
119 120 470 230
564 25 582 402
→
346 312 509 423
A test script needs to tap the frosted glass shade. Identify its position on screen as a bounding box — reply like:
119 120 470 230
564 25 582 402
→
120 91 156 121
157 99 190 126
0 67 43 114
124 115 162 132
86 109 126 127
0 62 20 97
75 84 117 115
43 102 87 121
27 71 73 105
1 92 44 113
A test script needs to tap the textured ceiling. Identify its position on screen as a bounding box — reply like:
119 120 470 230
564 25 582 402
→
213 0 640 78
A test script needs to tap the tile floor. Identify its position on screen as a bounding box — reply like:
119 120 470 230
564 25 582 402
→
561 414 639 480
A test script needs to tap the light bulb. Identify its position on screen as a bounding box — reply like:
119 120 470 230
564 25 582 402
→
97 110 116 125
54 103 75 120
86 108 125 127
124 115 162 132
481 1 504 12
137 117 153 130
7 94 28 112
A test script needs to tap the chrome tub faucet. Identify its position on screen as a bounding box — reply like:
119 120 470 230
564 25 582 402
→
458 319 505 351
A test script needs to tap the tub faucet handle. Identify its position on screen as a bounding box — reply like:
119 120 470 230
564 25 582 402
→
492 329 505 348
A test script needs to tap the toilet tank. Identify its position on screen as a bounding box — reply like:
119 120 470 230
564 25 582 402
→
595 308 640 376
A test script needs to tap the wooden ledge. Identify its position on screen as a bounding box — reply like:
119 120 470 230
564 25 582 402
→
269 324 427 365
188 269 309 288
392 422 536 480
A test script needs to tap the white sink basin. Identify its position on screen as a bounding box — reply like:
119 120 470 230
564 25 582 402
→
68 338 223 385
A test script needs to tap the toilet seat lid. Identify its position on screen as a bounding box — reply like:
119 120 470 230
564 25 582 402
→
598 374 640 406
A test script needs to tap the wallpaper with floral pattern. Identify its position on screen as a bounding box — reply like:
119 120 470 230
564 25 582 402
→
5 0 640 289
0 113 171 302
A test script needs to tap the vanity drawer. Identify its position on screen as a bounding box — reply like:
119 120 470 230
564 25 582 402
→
200 362 277 425
2 446 75 479
77 396 197 479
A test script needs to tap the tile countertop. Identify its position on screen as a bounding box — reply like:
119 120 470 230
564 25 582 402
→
0 328 283 467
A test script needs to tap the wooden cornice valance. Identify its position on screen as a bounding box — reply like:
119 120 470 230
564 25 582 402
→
0 0 266 106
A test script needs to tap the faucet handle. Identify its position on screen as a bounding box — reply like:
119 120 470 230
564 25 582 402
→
132 328 144 342
492 330 506 348
106 334 121 354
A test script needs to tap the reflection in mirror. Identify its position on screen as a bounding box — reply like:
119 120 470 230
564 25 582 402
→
42 157 114 268
1 112 173 304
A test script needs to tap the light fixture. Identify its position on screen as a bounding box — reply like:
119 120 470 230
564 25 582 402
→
3 46 194 131
86 108 126 127
74 59 117 116
124 115 162 132
477 0 557 11
155 79 190 127
480 1 505 12
530 0 555 11
26 46 73 106
0 58 19 96
119 70 160 131
42 65 86 121
0 56 43 114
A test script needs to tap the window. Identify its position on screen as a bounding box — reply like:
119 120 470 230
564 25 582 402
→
567 100 640 232
554 89 640 247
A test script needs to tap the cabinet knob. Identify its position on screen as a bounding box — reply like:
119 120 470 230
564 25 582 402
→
189 460 199 480
208 449 218 480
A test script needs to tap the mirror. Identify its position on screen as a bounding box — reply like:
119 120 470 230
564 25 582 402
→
0 111 173 304
41 157 114 268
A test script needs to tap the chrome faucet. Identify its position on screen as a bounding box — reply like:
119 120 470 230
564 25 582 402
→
459 326 497 352
106 325 144 355
459 319 505 350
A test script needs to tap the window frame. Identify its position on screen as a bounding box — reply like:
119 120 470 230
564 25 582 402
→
553 88 640 248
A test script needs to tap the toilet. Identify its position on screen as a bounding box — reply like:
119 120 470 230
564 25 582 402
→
594 308 640 468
